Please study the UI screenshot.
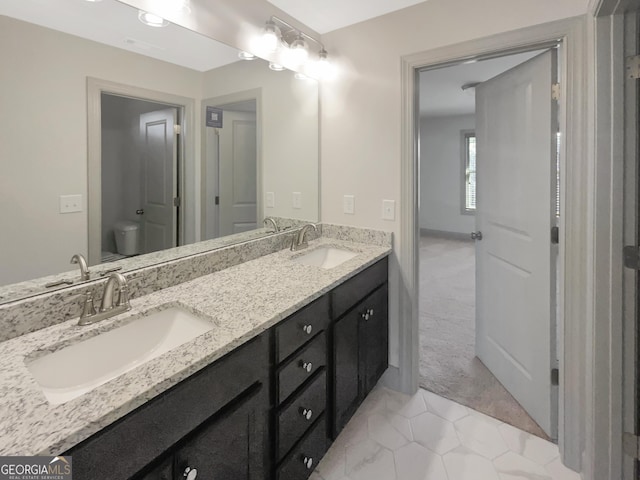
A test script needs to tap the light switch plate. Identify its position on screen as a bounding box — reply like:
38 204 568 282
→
382 199 395 221
343 195 355 215
266 192 275 208
59 194 82 214
292 192 302 209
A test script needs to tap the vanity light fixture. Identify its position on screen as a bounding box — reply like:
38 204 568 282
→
269 62 286 71
238 51 257 61
138 10 169 27
262 16 331 77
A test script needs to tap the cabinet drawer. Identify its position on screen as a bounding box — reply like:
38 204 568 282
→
277 370 326 460
67 333 268 480
276 295 329 363
332 257 388 319
277 332 326 403
276 414 327 480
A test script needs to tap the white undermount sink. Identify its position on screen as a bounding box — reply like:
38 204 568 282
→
292 246 358 269
26 306 214 405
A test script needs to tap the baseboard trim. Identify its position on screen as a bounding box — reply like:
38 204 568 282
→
380 365 412 393
420 228 472 241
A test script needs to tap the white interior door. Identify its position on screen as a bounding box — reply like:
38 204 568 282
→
139 108 177 254
218 111 257 236
475 49 558 437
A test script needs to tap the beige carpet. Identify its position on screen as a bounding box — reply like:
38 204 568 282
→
418 234 550 440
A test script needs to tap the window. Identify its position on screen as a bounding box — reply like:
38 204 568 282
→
463 132 476 213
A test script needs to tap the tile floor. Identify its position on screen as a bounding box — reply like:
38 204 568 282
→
310 386 581 480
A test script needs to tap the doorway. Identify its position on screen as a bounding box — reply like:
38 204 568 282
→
418 47 560 440
100 94 181 262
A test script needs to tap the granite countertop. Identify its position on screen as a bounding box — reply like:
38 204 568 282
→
0 237 390 456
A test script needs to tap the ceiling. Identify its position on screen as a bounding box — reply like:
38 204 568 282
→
0 0 240 71
419 50 546 117
266 0 430 34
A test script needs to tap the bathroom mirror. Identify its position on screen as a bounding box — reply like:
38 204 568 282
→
0 0 319 304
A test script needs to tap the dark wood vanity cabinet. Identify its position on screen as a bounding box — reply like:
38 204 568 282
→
332 259 389 438
64 256 388 480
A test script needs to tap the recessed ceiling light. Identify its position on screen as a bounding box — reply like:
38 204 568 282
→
138 10 169 27
238 51 257 61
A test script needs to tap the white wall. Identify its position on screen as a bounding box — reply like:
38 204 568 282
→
420 114 475 234
203 60 319 222
319 0 588 369
0 16 202 285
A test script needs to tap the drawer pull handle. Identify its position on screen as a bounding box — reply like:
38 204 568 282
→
302 456 314 470
183 467 198 480
300 361 313 373
302 324 313 335
300 408 313 420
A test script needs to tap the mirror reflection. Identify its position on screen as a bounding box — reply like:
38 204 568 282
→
0 0 319 302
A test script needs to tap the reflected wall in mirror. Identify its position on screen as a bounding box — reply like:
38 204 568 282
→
0 0 319 302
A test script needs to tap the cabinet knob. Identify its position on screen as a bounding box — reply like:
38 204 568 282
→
362 312 369 321
300 361 313 373
369 308 374 316
302 456 314 470
300 408 313 420
183 467 198 480
302 324 313 335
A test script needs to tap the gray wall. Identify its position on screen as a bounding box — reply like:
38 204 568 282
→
420 114 476 235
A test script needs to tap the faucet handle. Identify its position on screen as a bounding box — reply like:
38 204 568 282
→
116 284 130 308
81 289 97 319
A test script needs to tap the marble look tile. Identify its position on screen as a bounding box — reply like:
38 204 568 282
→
455 415 510 459
334 412 370 450
353 386 389 419
498 423 559 466
345 439 397 480
386 389 428 418
422 389 470 422
394 442 449 480
443 446 501 480
545 457 582 480
410 411 461 454
367 413 411 450
493 451 552 480
315 440 347 480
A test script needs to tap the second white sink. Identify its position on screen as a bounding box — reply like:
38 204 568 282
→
292 246 357 269
26 306 214 405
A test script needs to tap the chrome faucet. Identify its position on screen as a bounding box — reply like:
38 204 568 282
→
70 253 90 281
78 272 131 326
291 223 317 251
263 217 279 233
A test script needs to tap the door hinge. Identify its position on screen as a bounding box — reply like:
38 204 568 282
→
174 124 182 135
623 246 640 269
551 368 559 386
173 197 181 207
551 83 561 101
551 226 559 244
215 196 220 206
626 55 640 80
623 432 640 458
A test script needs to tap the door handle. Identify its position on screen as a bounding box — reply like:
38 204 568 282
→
135 209 144 215
471 231 483 241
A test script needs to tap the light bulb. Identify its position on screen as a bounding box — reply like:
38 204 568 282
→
269 62 285 71
138 10 169 27
288 34 308 66
262 21 280 53
313 49 336 80
238 51 257 61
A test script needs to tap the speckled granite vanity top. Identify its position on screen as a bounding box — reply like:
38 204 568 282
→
0 237 390 456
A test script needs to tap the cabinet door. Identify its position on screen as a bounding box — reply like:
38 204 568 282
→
360 284 389 396
175 384 267 480
333 310 359 437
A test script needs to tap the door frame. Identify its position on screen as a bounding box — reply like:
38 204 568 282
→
199 88 263 241
87 78 195 265
400 16 588 472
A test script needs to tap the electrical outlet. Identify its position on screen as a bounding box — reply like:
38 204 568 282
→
292 192 302 209
343 195 355 215
59 194 83 214
266 192 275 208
382 199 395 221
